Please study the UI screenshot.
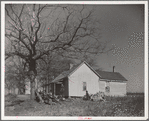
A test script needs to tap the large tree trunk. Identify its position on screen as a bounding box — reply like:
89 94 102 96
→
30 81 35 100
29 61 37 100
35 90 44 103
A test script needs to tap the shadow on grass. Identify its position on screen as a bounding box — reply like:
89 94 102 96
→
6 100 24 107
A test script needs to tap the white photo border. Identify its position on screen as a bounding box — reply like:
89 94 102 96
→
1 1 148 120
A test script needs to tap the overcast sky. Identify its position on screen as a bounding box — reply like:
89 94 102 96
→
92 5 144 93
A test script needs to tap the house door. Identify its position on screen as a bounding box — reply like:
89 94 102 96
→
56 84 61 95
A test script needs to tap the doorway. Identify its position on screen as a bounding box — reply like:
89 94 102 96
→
56 84 61 95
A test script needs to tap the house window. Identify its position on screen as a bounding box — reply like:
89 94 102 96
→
83 82 87 91
105 81 110 92
105 86 110 93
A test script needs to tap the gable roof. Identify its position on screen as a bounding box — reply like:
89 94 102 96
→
51 61 101 83
51 63 81 83
96 70 127 81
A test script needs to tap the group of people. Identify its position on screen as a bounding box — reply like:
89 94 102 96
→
41 83 106 101
38 83 65 97
84 90 105 101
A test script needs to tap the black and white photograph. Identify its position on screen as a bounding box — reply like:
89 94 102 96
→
1 1 148 120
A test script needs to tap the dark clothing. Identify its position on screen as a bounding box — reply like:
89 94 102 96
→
86 91 90 100
60 84 64 97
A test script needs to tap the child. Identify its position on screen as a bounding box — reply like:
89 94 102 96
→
86 90 90 100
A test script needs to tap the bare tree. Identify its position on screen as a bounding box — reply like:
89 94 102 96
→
5 4 112 99
37 54 72 94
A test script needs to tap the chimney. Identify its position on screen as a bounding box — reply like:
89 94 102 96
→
70 63 74 69
113 66 115 72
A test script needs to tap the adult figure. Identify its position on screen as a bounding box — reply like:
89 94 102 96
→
60 84 65 98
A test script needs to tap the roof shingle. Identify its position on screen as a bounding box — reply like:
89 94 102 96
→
96 70 127 81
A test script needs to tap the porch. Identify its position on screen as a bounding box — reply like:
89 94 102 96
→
51 77 69 97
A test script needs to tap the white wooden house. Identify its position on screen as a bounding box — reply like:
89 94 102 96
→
51 61 100 97
50 61 127 97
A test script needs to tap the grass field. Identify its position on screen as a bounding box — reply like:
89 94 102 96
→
5 93 144 116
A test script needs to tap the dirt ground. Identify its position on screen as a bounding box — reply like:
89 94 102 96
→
5 94 144 116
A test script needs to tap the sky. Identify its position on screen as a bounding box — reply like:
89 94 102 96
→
4 3 145 93
91 5 144 93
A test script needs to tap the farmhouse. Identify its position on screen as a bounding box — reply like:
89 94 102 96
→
50 61 100 97
50 61 127 97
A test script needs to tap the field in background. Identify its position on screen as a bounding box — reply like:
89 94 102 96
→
5 93 144 116
127 92 144 96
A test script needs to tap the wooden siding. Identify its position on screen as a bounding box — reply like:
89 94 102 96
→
99 80 127 96
109 81 126 96
98 80 106 92
68 63 99 97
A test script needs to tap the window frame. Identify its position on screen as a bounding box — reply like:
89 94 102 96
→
105 86 110 92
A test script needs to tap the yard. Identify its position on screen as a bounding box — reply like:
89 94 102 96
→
5 93 144 116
